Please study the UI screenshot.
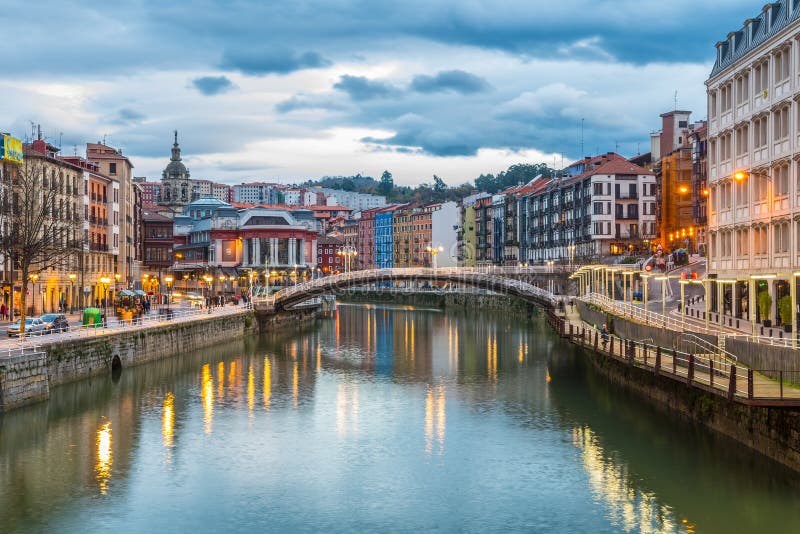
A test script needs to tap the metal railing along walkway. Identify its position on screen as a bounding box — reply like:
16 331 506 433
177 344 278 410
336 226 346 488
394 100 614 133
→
582 292 800 349
0 303 252 352
551 310 800 405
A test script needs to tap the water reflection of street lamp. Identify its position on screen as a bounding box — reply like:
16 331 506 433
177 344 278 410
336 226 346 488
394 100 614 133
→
219 274 226 296
68 273 77 313
99 276 111 324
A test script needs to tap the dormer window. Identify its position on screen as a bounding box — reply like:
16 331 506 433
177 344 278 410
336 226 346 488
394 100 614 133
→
763 4 772 32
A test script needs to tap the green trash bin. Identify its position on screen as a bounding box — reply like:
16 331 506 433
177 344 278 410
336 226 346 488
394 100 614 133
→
83 307 103 328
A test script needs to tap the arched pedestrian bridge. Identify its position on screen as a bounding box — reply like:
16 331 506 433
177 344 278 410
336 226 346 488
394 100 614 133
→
253 267 563 313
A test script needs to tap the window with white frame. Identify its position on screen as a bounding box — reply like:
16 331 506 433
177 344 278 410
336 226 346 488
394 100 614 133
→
721 83 732 113
735 123 749 155
736 71 750 104
773 106 790 141
709 138 717 165
754 61 769 95
774 222 790 253
736 228 749 256
710 91 718 118
775 164 790 197
753 116 768 148
735 180 748 207
775 47 791 83
720 132 732 161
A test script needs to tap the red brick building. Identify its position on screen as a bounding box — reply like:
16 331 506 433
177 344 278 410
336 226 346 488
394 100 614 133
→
357 207 380 269
316 236 344 274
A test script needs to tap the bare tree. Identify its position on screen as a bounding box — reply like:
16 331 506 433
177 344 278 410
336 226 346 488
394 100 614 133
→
0 158 77 334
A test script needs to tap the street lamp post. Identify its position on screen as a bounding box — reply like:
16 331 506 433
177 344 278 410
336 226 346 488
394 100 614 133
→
99 276 111 325
68 273 76 314
29 273 39 316
165 275 173 313
426 245 444 270
203 274 213 306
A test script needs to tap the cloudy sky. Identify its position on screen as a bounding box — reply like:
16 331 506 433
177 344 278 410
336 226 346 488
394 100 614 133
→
0 0 757 186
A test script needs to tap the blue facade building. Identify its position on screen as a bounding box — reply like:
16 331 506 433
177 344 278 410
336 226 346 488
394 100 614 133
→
374 209 395 268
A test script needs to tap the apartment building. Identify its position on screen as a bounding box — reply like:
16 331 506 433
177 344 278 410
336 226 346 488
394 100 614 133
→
526 153 657 263
706 0 800 326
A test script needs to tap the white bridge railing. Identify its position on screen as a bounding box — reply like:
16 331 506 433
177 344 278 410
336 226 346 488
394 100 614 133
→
252 268 559 308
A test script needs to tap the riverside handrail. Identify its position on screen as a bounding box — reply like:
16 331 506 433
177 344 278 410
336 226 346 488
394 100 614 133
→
581 292 800 349
555 314 800 404
0 302 252 350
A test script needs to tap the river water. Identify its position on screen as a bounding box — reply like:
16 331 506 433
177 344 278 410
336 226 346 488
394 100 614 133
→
1 303 799 533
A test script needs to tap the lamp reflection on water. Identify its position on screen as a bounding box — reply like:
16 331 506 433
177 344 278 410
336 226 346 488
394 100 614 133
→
263 357 272 410
572 425 694 534
425 384 446 456
163 392 175 448
201 364 214 434
95 420 113 495
248 363 255 416
336 384 359 438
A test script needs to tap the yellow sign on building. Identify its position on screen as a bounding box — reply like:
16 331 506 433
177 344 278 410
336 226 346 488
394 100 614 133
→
1 135 23 164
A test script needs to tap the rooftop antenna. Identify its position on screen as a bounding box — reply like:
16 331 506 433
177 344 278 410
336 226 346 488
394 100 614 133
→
674 90 678 111
580 118 585 156
73 145 78 156
58 132 63 149
615 140 619 153
102 134 107 145
637 142 641 155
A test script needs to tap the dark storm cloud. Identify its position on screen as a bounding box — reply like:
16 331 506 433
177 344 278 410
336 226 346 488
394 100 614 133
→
410 70 491 94
219 48 331 75
192 76 235 95
111 108 146 126
334 76 400 101
1 1 755 77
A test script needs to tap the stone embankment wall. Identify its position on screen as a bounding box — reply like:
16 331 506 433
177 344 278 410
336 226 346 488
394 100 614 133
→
337 291 538 314
0 311 258 412
0 350 49 410
573 300 800 471
583 344 800 472
577 300 800 375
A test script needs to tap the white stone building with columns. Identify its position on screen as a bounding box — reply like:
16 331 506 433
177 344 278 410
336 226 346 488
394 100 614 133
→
706 0 800 332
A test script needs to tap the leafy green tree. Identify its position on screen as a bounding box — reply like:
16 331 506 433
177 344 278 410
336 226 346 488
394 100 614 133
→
379 170 394 196
433 175 447 193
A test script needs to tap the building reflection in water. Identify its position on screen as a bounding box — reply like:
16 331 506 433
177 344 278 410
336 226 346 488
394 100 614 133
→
425 384 446 456
95 420 113 495
336 383 359 438
201 363 214 434
572 425 693 534
162 392 175 448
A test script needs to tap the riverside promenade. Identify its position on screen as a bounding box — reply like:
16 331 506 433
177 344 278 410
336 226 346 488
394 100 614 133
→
551 301 800 405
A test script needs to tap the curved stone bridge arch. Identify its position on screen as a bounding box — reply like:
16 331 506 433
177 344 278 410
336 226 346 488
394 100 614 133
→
257 268 559 312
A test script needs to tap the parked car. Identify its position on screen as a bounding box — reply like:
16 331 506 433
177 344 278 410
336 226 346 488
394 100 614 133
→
40 313 70 333
7 317 47 337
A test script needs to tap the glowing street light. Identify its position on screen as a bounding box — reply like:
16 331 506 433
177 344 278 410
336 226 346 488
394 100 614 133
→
99 275 111 324
68 273 77 313
426 244 444 270
164 275 174 313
